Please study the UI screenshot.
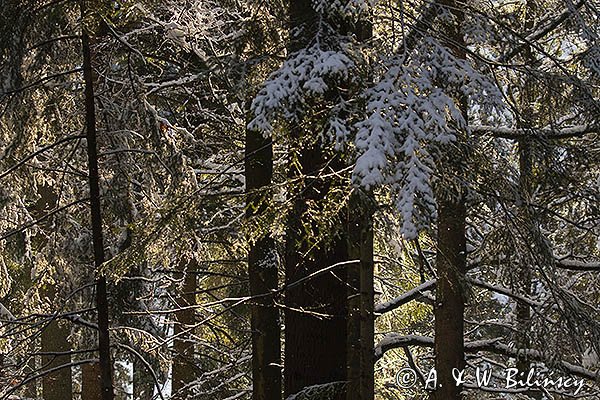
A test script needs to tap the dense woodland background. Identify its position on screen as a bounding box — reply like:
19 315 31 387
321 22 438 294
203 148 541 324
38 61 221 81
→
0 0 599 399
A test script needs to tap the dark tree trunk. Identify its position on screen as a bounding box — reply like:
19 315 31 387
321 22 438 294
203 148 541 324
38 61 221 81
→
433 199 467 400
346 15 374 400
171 261 197 398
284 140 348 399
516 137 533 376
246 122 281 400
28 185 74 400
516 0 536 380
81 3 114 398
41 298 73 400
432 1 467 399
283 2 355 398
346 190 374 400
81 362 102 400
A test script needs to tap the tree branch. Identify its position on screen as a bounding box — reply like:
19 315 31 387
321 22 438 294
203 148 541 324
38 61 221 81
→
471 124 599 140
375 334 599 381
0 134 86 180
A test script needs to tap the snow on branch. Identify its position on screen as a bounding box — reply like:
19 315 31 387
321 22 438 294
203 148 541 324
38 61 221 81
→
374 334 434 359
471 124 599 139
374 276 545 316
555 258 600 272
352 38 504 239
285 381 346 400
466 339 600 381
375 334 599 381
374 279 436 314
312 0 376 18
248 43 354 134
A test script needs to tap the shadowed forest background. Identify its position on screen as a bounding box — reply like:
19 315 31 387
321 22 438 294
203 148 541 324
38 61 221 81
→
0 0 599 399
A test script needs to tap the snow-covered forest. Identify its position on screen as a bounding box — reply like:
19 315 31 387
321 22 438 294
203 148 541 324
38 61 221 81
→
0 0 599 399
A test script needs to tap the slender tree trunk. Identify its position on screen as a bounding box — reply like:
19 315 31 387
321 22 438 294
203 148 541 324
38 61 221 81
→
359 222 374 400
516 133 534 376
516 0 537 381
516 137 534 376
81 3 114 398
246 121 281 400
346 16 374 400
432 2 467 399
171 261 197 398
346 190 374 400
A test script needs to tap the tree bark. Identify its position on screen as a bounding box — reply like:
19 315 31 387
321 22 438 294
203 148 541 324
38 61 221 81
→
41 302 73 400
283 2 356 398
432 2 467 399
81 362 102 400
284 140 348 399
433 199 467 400
346 15 374 400
516 139 533 375
515 0 536 380
246 121 281 400
346 189 374 400
171 260 197 398
28 184 74 400
81 2 114 398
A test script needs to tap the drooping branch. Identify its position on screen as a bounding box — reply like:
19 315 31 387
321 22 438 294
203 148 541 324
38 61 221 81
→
0 134 86 179
0 198 89 241
499 0 586 62
116 343 166 400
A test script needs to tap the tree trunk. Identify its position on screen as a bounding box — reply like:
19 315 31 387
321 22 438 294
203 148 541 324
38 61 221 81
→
284 140 348 399
516 138 533 375
41 301 73 400
516 0 536 380
171 261 197 398
346 189 374 400
346 15 374 400
433 199 466 400
28 184 74 400
283 2 353 398
81 362 102 400
432 1 467 399
81 2 114 398
246 121 281 400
